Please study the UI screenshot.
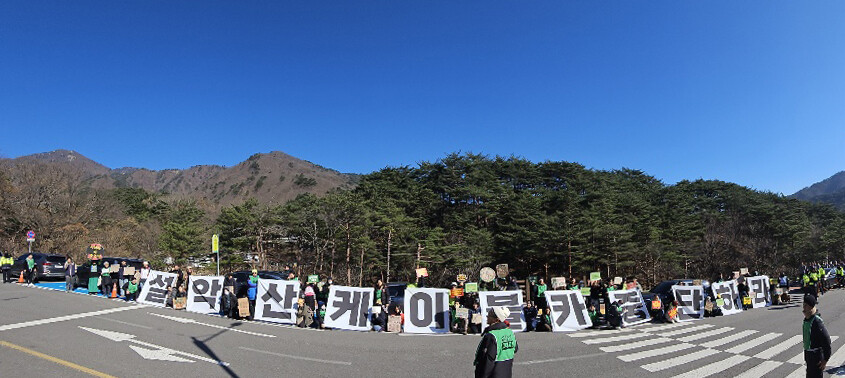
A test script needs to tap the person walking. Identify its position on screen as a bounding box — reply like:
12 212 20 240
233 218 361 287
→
803 295 831 378
65 256 77 292
24 254 36 285
0 253 13 283
474 306 517 378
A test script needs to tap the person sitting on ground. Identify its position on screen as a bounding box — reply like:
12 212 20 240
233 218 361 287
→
587 303 601 328
606 299 624 329
123 277 140 302
536 307 553 332
666 301 680 323
522 302 538 332
296 298 314 328
371 305 387 332
468 302 483 334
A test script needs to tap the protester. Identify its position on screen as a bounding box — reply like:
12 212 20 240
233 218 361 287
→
468 302 482 334
247 269 259 320
224 273 236 295
522 302 538 332
61 255 76 292
101 261 114 297
536 307 552 332
0 253 12 283
304 282 316 310
296 298 314 328
185 266 193 289
666 301 679 323
533 278 547 309
171 265 184 290
474 306 517 378
123 277 139 301
803 294 831 378
118 261 128 297
371 305 387 332
139 261 151 290
587 303 600 328
87 259 101 295
373 279 386 306
24 254 35 284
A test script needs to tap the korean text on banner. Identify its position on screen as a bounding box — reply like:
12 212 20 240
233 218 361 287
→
187 275 224 314
607 289 651 326
710 280 742 316
324 285 373 331
403 288 450 334
138 270 177 307
545 290 592 332
671 285 705 321
255 279 301 324
746 276 771 308
478 290 526 332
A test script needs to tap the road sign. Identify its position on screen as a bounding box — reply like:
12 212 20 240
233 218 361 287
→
212 234 219 253
79 326 230 366
26 230 35 242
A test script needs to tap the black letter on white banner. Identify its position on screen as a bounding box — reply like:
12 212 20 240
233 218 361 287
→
409 292 447 329
676 288 702 319
713 285 735 311
191 278 222 309
548 293 588 326
484 294 523 329
330 290 371 327
261 283 297 321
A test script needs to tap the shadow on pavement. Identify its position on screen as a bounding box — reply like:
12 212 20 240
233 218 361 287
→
191 328 240 378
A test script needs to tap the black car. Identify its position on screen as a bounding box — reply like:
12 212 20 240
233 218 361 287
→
229 270 288 297
74 257 144 288
10 253 67 281
642 279 712 306
386 282 407 310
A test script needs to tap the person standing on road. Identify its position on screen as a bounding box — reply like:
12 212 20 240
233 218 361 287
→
474 306 518 378
65 256 76 292
247 269 259 320
101 261 114 297
87 259 100 294
24 254 36 285
0 253 13 283
803 294 831 378
117 261 128 297
139 261 151 290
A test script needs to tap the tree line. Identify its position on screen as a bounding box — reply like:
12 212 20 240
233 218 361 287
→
2 153 844 288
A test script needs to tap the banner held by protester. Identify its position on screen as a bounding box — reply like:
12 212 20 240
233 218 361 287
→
478 290 526 332
403 288 450 334
255 279 301 324
607 289 650 325
671 285 705 321
138 270 177 307
545 290 592 332
324 285 373 331
187 275 224 314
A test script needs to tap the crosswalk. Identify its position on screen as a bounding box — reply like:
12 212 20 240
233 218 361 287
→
566 321 844 377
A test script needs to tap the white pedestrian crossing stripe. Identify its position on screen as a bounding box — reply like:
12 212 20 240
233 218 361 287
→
565 316 845 378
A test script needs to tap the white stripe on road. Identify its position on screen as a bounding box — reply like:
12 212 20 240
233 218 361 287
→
567 328 639 338
0 306 140 331
657 324 713 337
640 348 719 372
149 312 276 338
515 352 607 365
600 337 672 353
100 317 153 330
618 343 695 362
784 365 804 378
634 322 692 332
826 339 845 367
723 332 782 354
582 332 650 344
677 327 734 343
700 330 757 348
785 336 839 365
239 346 352 366
673 354 750 378
734 361 783 378
752 335 801 359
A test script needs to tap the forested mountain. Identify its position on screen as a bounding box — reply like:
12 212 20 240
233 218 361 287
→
792 171 845 210
2 151 843 289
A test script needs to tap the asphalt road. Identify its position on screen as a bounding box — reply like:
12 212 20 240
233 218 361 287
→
0 282 843 377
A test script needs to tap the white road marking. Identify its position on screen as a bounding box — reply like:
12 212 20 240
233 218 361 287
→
673 354 750 378
826 338 845 367
784 365 805 378
734 361 783 378
599 337 673 353
752 335 801 359
148 312 276 338
700 329 757 348
640 348 720 372
634 322 691 332
723 332 782 354
516 352 607 365
567 328 639 338
0 306 140 331
657 324 713 337
582 332 650 344
676 327 734 343
129 345 194 363
239 346 352 366
618 342 695 362
100 317 153 330
80 326 229 366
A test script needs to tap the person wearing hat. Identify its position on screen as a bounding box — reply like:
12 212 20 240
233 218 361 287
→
247 269 259 320
802 295 831 378
474 306 517 378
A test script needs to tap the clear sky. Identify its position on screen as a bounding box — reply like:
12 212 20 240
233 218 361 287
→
2 1 844 195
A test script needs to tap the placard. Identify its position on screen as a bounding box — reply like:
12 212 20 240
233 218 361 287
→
457 274 467 282
746 275 771 308
478 291 525 332
387 315 402 332
710 280 742 316
590 272 601 281
464 282 478 293
471 313 483 324
415 268 429 278
496 264 509 279
238 297 251 318
307 275 319 283
110 265 120 273
740 268 749 275
124 267 136 276
254 279 300 324
456 308 469 319
671 285 705 321
545 290 592 332
480 268 496 282
551 277 567 289
187 275 224 314
607 289 651 325
404 288 450 334
580 287 591 296
324 285 373 331
613 277 623 285
138 270 177 307
451 288 464 297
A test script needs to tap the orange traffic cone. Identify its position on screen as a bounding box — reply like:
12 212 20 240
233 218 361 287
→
110 283 118 298
17 271 24 283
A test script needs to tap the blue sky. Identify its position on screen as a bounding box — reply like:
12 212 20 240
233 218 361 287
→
2 1 844 195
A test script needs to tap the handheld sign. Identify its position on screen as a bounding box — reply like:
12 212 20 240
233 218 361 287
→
480 268 496 283
464 282 478 293
496 264 509 279
456 274 467 283
551 277 567 289
589 272 601 282
415 268 429 278
307 275 319 283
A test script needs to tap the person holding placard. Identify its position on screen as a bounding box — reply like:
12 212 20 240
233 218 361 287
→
474 306 518 378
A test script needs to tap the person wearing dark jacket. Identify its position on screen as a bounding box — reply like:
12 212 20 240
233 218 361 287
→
803 295 831 378
474 306 518 378
100 261 114 297
123 277 140 301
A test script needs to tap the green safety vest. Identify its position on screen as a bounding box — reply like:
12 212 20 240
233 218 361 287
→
488 328 517 362
837 267 844 277
127 282 138 294
26 259 35 270
536 284 547 298
804 314 823 350
803 275 810 284
819 268 825 277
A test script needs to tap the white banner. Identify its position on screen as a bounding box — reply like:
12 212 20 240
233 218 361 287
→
671 285 705 321
138 270 177 307
254 279 301 324
403 288 450 334
746 275 771 308
545 290 592 332
710 280 742 316
607 289 651 325
324 285 373 331
187 275 224 314
478 290 526 332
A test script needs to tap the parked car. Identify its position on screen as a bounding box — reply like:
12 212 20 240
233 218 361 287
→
10 253 67 282
229 270 288 297
386 282 408 310
73 257 144 288
641 279 712 305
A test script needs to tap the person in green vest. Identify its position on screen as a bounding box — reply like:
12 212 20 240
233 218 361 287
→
534 278 547 309
818 267 827 295
101 261 114 297
809 270 820 297
87 259 101 295
124 277 140 301
837 266 845 288
24 254 36 284
0 253 13 283
474 306 517 378
802 294 831 378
